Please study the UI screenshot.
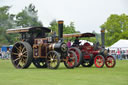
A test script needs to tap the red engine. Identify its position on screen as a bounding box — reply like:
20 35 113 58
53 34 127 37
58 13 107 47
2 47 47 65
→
80 42 99 59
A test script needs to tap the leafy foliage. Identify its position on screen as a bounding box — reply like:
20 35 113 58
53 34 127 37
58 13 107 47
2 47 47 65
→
0 4 43 46
0 6 17 46
16 4 43 27
101 14 128 46
49 20 78 34
49 20 79 42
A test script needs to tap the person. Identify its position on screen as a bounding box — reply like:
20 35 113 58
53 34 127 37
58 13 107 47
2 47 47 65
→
6 49 10 59
2 51 5 59
67 40 71 48
0 51 1 59
117 48 121 60
120 49 123 60
73 37 81 46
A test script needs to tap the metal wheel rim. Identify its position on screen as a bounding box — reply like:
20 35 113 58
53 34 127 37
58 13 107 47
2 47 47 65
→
11 43 28 68
65 52 75 67
94 55 104 68
105 56 115 67
69 48 80 64
47 52 58 68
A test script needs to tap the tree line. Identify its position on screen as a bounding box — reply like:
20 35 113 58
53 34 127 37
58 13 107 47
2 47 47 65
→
0 4 78 46
1 4 127 47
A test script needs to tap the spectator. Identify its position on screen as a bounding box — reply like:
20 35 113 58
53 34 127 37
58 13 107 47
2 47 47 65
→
120 49 123 60
117 48 121 60
67 40 71 48
111 50 116 59
6 50 10 59
0 51 1 59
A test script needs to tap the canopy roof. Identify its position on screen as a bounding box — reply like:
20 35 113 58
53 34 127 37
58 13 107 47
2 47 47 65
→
109 39 128 48
63 33 95 38
6 27 51 33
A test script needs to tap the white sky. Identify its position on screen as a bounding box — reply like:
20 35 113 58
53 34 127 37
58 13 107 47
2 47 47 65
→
0 0 128 33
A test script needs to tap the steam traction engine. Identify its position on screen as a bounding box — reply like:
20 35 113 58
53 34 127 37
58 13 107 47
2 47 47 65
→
6 21 77 69
63 30 116 68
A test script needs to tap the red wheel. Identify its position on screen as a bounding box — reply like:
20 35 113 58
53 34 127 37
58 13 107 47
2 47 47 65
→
64 51 77 69
69 47 82 67
94 55 105 68
105 55 116 68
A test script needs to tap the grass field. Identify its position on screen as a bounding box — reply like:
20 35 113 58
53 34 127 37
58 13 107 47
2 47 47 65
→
0 60 128 85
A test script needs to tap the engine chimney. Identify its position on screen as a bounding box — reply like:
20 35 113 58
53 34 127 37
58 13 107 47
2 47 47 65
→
58 20 64 40
101 29 105 49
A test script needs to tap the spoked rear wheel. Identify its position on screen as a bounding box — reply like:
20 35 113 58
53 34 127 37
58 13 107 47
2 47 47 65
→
33 58 47 68
64 51 77 69
11 42 33 69
94 55 105 68
105 55 116 68
46 51 60 69
81 59 94 67
69 47 82 67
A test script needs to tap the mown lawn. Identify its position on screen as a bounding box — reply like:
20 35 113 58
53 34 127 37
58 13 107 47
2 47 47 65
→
0 60 128 85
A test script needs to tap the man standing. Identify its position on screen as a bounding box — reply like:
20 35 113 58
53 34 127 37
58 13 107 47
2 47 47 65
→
117 48 121 60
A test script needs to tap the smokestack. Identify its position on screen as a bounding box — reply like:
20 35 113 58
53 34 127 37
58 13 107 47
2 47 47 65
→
101 29 105 49
58 20 64 40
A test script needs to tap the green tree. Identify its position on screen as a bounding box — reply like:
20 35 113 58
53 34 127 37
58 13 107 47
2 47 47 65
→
16 4 43 27
49 20 77 35
49 20 58 32
63 22 76 34
100 14 128 46
0 6 16 45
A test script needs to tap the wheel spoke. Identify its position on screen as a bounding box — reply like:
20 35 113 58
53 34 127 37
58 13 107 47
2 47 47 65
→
12 52 19 55
19 43 23 52
22 51 27 55
13 58 20 62
14 46 20 52
52 54 56 59
21 47 26 53
22 55 27 58
19 60 24 67
17 60 21 67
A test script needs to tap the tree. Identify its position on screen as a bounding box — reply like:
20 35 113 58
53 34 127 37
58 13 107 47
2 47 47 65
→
100 14 128 46
63 22 76 34
49 20 77 35
49 20 58 32
16 4 43 27
0 6 16 45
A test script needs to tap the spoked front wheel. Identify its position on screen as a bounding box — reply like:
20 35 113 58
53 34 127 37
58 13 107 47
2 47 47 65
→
46 51 60 69
105 55 116 68
94 55 105 68
11 41 33 69
33 58 47 68
64 51 77 69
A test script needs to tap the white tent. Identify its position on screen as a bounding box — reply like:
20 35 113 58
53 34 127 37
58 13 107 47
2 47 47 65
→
110 39 128 48
108 39 128 51
108 39 128 55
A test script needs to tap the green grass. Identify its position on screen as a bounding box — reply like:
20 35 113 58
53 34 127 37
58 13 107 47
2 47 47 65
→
0 60 128 85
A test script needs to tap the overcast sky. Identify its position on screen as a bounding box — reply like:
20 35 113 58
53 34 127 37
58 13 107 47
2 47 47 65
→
0 0 128 33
